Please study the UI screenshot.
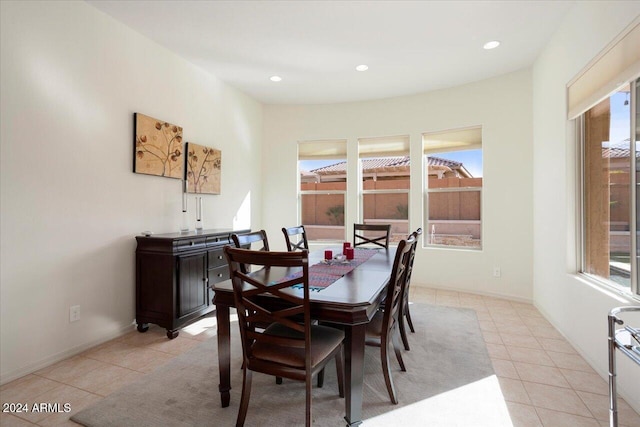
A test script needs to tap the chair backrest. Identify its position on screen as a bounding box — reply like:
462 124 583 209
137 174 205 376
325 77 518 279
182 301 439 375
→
231 230 270 273
224 247 311 371
231 230 270 251
381 235 416 332
353 223 391 249
282 225 309 252
405 228 422 286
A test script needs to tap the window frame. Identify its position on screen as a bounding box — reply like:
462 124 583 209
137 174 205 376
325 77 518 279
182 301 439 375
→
423 126 483 251
576 78 639 298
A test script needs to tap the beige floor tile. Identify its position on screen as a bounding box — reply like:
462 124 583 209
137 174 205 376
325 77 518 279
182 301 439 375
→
537 337 577 354
505 402 543 427
82 341 138 365
105 347 174 372
528 325 563 340
486 343 511 360
497 377 531 404
494 322 532 336
517 308 545 320
474 310 493 321
65 364 136 394
435 289 459 297
492 359 520 380
560 369 608 396
576 390 640 425
0 375 61 404
546 351 595 372
535 407 600 427
116 328 167 346
35 356 107 384
488 306 521 320
513 362 570 388
0 413 37 426
143 335 201 355
435 295 460 306
520 316 554 329
483 297 514 308
500 333 542 349
507 347 555 367
482 331 503 345
522 381 590 416
478 319 498 333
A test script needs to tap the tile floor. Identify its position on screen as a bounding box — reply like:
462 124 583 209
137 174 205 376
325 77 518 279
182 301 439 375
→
1 287 639 427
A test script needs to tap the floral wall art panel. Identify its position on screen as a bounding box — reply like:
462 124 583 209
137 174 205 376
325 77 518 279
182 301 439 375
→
186 142 222 194
134 113 183 179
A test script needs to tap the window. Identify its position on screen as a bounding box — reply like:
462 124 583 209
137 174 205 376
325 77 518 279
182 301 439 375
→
579 79 638 296
423 127 483 249
298 140 347 242
358 136 410 243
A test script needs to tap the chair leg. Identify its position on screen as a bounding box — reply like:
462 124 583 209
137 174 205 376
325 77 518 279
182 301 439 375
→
392 328 406 372
399 311 410 351
276 376 282 384
380 335 398 404
236 368 253 427
317 368 324 388
405 301 415 333
336 346 345 398
305 374 312 427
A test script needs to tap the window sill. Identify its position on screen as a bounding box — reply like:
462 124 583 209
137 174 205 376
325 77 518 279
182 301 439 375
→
573 272 640 304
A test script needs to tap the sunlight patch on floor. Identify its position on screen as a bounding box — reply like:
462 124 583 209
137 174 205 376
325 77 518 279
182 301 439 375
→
180 313 239 336
363 375 512 427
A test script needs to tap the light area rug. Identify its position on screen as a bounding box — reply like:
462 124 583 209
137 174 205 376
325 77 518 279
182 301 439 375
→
72 304 512 426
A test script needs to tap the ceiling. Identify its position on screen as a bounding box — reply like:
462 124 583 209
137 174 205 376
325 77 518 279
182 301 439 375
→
87 1 574 105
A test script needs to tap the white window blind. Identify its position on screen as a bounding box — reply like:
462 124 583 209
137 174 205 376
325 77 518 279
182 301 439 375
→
567 18 640 120
423 126 482 154
298 139 347 160
358 135 409 158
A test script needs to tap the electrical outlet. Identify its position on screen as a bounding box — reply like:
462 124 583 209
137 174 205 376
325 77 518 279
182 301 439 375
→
70 305 81 322
493 267 501 278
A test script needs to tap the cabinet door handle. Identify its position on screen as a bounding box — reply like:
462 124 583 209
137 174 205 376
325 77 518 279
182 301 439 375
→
203 278 209 283
217 255 223 260
190 241 195 246
217 273 223 278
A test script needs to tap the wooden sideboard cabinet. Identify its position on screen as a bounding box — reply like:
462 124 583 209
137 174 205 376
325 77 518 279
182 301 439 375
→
135 228 249 339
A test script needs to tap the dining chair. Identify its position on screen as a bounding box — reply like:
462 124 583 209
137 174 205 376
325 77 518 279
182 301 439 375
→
231 230 270 274
224 247 345 427
364 234 415 404
353 223 391 249
398 228 422 351
282 225 309 252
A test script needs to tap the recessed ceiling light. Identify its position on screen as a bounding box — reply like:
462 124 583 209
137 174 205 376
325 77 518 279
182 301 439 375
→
270 75 282 82
355 64 369 71
483 41 500 50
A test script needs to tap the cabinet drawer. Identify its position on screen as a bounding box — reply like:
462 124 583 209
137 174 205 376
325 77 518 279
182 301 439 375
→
209 265 230 284
206 235 230 246
208 248 227 268
176 238 206 251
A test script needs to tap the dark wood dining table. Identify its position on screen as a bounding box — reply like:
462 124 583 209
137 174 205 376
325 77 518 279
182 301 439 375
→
212 246 396 427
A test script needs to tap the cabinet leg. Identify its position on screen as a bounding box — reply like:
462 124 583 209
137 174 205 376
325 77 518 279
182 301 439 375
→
137 323 149 333
167 329 179 339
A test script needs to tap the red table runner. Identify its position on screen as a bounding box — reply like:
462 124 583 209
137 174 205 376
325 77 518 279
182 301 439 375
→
288 248 379 291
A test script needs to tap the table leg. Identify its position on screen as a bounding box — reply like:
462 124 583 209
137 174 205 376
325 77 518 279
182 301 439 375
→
344 323 365 427
217 305 231 407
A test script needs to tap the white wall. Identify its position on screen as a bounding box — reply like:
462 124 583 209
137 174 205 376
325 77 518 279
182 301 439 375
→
0 1 263 383
263 69 534 301
532 1 640 412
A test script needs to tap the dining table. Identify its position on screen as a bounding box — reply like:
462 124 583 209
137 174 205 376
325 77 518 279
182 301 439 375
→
212 245 396 427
